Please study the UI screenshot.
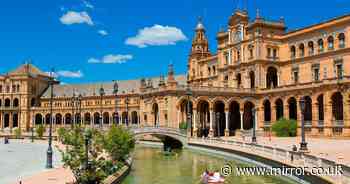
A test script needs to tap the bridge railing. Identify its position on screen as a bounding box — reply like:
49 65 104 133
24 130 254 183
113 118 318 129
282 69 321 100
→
190 137 350 184
130 126 187 136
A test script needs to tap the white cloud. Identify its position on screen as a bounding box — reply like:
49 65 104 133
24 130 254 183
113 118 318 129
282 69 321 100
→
98 30 108 36
88 54 133 64
82 0 94 9
46 70 84 78
60 11 94 26
125 24 187 48
57 70 84 78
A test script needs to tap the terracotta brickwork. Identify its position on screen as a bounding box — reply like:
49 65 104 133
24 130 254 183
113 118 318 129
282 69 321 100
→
1 10 350 138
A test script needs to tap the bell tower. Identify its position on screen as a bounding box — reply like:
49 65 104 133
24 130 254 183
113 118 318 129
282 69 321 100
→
188 17 211 83
189 17 211 60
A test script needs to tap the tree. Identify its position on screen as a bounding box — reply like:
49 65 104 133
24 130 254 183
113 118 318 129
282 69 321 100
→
36 124 45 138
59 126 134 184
271 118 297 137
101 125 135 162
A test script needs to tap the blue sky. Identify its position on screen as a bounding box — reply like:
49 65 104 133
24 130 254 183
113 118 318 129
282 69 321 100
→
0 0 350 84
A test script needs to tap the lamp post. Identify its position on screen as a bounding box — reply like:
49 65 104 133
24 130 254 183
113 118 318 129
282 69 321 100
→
299 97 308 152
46 68 54 169
78 94 82 126
252 107 257 144
185 84 193 136
71 92 76 128
31 126 34 143
84 128 91 171
112 81 119 126
216 112 220 137
125 96 129 127
99 86 105 129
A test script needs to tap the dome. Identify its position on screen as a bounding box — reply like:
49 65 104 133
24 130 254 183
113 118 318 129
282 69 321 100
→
195 17 205 30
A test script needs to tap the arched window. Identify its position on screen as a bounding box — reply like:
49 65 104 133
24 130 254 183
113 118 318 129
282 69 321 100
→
249 71 255 89
290 46 296 58
331 92 343 121
288 97 297 120
328 36 334 50
4 98 10 107
317 94 324 121
55 114 62 125
31 98 36 107
13 98 19 107
318 39 324 52
338 33 345 48
275 99 284 120
308 41 314 55
299 43 305 57
266 67 278 89
263 100 271 122
35 114 43 125
236 73 242 88
208 67 211 76
303 96 312 121
84 113 91 125
131 111 138 124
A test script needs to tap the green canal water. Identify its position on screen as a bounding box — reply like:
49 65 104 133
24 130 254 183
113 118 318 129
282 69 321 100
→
122 145 300 184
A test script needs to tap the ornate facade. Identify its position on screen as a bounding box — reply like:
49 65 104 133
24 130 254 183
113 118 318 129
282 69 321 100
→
1 10 350 137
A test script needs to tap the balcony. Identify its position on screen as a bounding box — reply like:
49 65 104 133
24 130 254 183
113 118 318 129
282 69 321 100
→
332 120 344 127
317 120 324 127
263 121 271 127
304 121 312 127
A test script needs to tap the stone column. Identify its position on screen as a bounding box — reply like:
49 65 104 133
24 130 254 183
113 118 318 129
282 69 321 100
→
240 111 244 130
193 109 197 137
0 112 3 130
311 100 319 136
209 110 214 137
9 112 13 130
284 104 289 119
225 111 229 136
342 92 350 136
324 92 333 136
92 115 94 126
271 105 277 123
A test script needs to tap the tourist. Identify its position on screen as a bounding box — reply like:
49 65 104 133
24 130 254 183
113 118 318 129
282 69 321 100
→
201 169 209 183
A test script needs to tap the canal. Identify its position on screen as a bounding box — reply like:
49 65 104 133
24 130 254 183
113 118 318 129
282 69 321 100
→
122 144 299 184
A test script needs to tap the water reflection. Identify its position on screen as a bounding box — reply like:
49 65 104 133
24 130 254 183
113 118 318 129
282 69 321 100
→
122 145 298 184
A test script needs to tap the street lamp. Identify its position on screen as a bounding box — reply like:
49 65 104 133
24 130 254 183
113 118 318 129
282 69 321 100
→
125 96 129 127
31 126 34 143
99 86 105 129
78 94 82 126
84 128 92 171
71 92 76 128
113 80 119 125
299 97 308 152
46 68 54 169
185 84 193 136
252 107 257 144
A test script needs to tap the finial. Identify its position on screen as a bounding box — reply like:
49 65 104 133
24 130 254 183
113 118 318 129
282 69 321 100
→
280 16 285 23
196 16 205 30
256 9 261 19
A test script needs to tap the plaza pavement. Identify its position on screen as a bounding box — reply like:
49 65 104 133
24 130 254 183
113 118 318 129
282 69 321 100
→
0 138 72 184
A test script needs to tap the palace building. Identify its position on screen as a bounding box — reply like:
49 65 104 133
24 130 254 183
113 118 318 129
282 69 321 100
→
1 10 350 137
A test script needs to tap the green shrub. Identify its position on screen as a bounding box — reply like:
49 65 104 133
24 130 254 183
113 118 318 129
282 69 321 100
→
14 128 21 139
36 124 45 138
57 127 67 142
179 122 188 130
271 118 297 137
